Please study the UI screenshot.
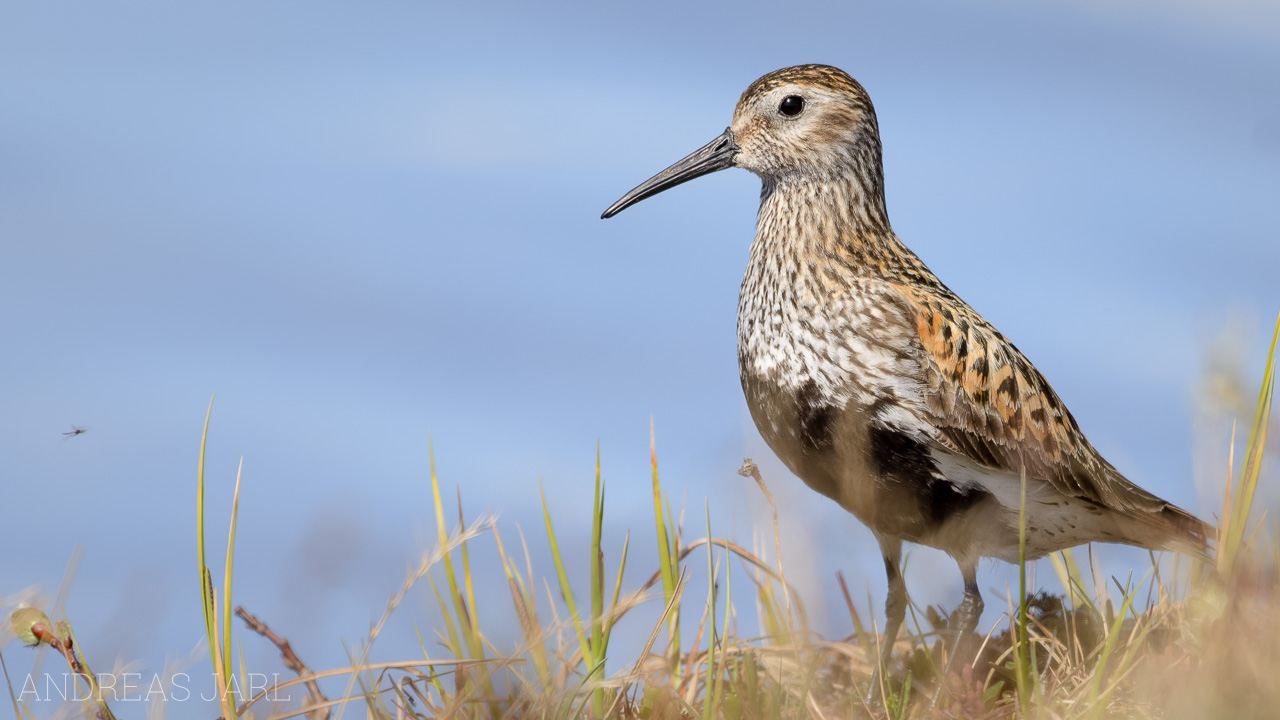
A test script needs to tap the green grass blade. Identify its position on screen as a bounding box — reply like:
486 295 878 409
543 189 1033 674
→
1221 313 1278 573
602 532 630 651
427 442 488 711
413 623 450 703
651 424 676 602
650 421 681 680
458 490 483 652
196 395 217 676
220 456 243 691
591 446 606 718
1050 548 1096 613
455 490 497 718
426 574 464 659
1086 569 1152 718
494 525 551 689
702 500 716 720
712 543 731 720
428 443 480 715
1015 466 1032 708
539 479 592 667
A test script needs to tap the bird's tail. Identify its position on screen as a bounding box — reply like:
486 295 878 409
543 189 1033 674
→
1154 503 1214 563
1100 465 1214 562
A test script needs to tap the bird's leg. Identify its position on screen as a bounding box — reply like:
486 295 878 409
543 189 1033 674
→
867 536 906 708
932 559 983 706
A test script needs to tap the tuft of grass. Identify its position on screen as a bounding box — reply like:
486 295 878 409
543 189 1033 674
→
9 312 1279 719
194 393 245 720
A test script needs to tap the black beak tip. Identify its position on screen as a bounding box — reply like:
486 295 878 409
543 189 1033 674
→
599 127 735 223
600 199 627 220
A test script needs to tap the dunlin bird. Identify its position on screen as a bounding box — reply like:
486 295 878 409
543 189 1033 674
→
602 64 1209 689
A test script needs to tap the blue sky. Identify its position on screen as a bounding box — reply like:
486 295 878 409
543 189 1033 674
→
2 0 1278 716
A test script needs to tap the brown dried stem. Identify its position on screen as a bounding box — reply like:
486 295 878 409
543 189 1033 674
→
235 606 330 720
30 621 117 720
738 458 794 619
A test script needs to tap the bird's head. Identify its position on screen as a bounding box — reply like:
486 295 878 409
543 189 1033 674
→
602 64 881 219
731 64 880 181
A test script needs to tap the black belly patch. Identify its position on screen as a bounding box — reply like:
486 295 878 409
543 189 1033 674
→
796 381 834 452
869 425 991 526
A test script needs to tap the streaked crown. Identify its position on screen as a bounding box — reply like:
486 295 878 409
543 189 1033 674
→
738 64 871 102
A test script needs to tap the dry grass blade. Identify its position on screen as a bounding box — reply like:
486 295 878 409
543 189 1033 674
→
332 513 495 720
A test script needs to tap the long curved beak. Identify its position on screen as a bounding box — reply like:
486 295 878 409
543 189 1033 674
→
601 128 738 219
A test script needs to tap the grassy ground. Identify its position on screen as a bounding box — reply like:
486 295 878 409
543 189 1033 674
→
5 316 1277 720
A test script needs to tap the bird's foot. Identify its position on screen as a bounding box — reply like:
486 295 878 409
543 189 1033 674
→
864 663 888 710
864 657 901 713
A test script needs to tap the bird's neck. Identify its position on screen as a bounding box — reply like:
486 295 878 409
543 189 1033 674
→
751 174 938 287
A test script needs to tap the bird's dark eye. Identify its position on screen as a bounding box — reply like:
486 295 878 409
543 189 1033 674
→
778 95 805 117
